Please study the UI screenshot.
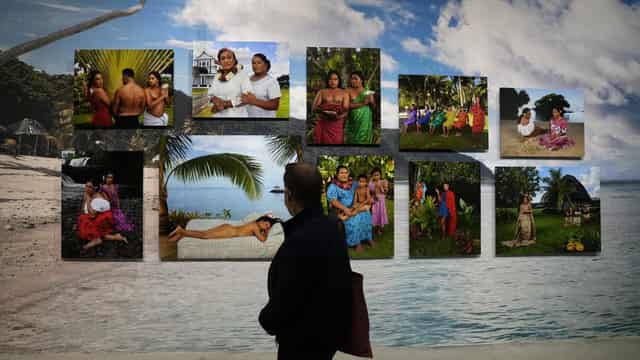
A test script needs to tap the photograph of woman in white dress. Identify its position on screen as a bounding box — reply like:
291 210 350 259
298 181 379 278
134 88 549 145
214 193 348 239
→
242 53 281 118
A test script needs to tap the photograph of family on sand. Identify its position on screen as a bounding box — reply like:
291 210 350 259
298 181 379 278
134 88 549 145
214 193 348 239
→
61 151 143 259
317 155 394 259
307 47 381 145
73 49 174 128
399 75 488 152
409 161 481 257
495 166 601 256
500 88 585 158
158 135 302 261
191 41 289 119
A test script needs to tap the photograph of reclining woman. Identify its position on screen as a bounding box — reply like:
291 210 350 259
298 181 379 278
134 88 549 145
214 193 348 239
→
61 151 143 259
159 135 302 261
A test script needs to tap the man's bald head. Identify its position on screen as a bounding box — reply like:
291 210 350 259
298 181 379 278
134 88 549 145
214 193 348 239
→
284 162 322 210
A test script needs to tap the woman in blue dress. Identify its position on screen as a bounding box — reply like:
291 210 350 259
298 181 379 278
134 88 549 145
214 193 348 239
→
327 165 373 252
436 185 449 240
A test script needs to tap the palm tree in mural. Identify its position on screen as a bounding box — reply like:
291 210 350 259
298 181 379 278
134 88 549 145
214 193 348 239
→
542 168 576 213
265 135 304 166
157 134 264 232
425 75 451 108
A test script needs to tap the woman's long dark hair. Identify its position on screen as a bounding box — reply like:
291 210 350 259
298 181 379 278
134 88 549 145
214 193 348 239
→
87 70 101 88
519 107 531 123
147 71 162 87
217 48 239 78
255 215 282 226
325 70 342 88
253 53 271 72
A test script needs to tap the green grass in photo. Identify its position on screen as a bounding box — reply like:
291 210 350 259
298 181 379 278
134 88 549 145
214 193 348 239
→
400 126 488 151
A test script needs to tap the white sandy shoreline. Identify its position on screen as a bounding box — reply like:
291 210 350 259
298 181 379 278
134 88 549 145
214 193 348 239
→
1 336 638 359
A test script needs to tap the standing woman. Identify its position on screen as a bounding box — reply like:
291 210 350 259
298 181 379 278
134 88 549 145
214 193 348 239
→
345 71 375 144
368 167 388 236
208 48 253 118
312 71 350 144
99 173 135 233
144 71 170 126
471 95 485 135
85 70 113 128
242 53 281 118
514 194 536 246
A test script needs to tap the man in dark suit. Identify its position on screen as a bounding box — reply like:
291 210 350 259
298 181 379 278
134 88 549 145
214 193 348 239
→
260 163 353 359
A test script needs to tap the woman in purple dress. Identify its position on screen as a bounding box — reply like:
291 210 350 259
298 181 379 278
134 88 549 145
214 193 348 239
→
99 173 134 233
368 167 389 236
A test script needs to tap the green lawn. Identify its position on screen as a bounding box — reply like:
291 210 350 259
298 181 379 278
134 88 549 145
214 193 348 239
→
348 198 394 260
409 216 481 257
193 88 289 119
72 105 174 127
400 126 488 151
496 209 601 256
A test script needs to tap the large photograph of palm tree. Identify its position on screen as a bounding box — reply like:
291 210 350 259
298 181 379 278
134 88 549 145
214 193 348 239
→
316 155 394 259
409 161 481 257
399 75 488 151
73 49 174 129
306 47 381 146
500 88 584 158
158 135 303 261
495 166 601 256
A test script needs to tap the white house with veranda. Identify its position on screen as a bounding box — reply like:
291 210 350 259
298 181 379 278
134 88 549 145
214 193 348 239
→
192 51 218 88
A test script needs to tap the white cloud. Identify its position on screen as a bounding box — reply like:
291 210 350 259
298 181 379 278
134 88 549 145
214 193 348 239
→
289 85 306 120
35 1 109 13
401 37 430 57
426 0 640 106
578 167 600 198
381 52 398 72
381 80 397 89
172 0 385 56
167 39 199 50
381 97 397 128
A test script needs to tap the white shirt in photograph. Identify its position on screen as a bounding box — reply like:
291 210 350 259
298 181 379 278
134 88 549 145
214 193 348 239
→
247 74 282 118
207 70 253 118
517 119 536 137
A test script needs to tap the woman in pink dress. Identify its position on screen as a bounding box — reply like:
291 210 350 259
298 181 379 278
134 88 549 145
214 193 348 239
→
538 107 575 150
368 167 389 236
99 173 135 233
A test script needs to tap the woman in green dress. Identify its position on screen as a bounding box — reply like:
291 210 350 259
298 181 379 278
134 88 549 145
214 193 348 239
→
345 71 375 144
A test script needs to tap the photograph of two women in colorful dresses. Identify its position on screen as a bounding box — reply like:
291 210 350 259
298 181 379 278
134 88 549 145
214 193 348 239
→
61 151 143 259
159 135 301 261
73 49 174 128
317 155 394 259
399 75 488 151
307 47 381 145
500 88 585 158
495 166 601 256
409 161 481 257
191 41 289 119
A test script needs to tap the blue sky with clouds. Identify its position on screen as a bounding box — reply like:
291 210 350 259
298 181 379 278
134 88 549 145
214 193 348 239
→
533 166 600 203
2 0 639 180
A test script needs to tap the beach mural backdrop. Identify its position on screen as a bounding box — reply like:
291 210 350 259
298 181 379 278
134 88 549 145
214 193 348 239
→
495 166 601 256
500 88 585 158
159 135 302 261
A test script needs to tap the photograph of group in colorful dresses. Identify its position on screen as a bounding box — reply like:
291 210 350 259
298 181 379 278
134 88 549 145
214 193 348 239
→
306 47 381 145
159 135 302 260
191 41 289 119
399 75 488 151
61 151 143 259
495 166 600 256
409 161 481 257
316 155 394 259
500 88 585 158
73 49 174 128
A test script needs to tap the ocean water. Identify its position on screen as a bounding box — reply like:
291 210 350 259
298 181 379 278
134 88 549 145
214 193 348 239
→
168 186 291 221
1 183 639 352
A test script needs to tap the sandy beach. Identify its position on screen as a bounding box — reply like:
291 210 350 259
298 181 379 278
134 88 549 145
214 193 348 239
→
500 120 585 158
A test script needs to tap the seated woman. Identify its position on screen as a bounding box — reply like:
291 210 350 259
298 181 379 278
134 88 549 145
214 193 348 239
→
443 105 457 137
338 174 372 221
538 106 575 150
99 173 134 233
429 108 446 135
403 104 418 134
453 106 468 136
77 181 127 251
517 108 545 139
417 105 431 132
168 215 280 243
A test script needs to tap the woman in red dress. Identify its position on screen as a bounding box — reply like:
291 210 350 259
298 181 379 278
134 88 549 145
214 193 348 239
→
311 70 349 144
86 70 113 128
471 95 485 135
77 180 127 250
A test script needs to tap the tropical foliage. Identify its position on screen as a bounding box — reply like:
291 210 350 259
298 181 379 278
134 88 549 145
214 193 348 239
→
399 75 487 111
542 168 576 213
495 167 541 208
534 93 571 121
317 155 394 186
499 88 531 120
265 135 303 165
411 161 480 188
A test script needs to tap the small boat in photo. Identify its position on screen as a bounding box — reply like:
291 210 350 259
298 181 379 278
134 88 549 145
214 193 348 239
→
269 186 285 193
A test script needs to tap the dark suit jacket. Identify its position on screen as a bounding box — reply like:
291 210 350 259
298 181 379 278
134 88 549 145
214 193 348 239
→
259 206 353 358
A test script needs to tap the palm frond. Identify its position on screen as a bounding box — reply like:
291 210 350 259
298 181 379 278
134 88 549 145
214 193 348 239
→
266 135 303 165
168 153 263 199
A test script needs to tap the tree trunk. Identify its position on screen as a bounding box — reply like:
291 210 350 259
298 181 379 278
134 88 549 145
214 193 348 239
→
0 1 145 65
